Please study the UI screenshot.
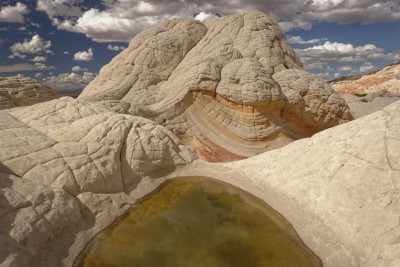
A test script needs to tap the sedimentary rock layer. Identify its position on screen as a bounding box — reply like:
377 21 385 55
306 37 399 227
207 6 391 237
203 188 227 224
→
170 100 400 267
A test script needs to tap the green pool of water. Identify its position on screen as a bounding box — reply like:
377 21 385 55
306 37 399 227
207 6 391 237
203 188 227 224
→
76 176 322 267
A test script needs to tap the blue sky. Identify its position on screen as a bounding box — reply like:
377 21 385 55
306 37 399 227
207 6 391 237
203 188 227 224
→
0 0 399 92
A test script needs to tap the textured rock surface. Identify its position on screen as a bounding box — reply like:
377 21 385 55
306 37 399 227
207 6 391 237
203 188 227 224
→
2 10 394 267
80 11 352 161
0 77 60 110
331 63 400 95
0 92 398 267
171 100 400 267
0 97 195 266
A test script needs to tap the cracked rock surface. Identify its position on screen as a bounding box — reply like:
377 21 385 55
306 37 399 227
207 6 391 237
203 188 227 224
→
0 77 60 110
80 10 353 162
0 97 195 266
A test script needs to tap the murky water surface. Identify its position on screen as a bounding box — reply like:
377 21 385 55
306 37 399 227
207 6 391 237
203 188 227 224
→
76 177 322 267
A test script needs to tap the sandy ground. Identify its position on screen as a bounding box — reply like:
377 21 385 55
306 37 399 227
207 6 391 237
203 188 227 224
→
342 92 400 118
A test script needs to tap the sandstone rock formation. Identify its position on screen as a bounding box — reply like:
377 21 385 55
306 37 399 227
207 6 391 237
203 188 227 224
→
0 97 398 267
331 62 400 95
2 10 392 267
80 11 352 161
171 100 400 267
0 76 60 110
0 97 195 266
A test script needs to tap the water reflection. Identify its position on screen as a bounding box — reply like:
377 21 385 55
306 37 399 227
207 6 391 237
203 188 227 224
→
76 176 322 267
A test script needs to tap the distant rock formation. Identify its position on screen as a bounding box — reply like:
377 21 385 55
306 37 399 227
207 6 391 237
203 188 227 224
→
330 62 400 118
331 62 400 95
80 11 352 161
0 76 60 110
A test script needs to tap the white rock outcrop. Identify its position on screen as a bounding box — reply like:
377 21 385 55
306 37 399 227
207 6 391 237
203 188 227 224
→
80 11 352 161
0 97 195 266
0 97 397 267
0 77 60 110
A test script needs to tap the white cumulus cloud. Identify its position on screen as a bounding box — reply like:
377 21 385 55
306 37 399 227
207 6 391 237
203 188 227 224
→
34 0 400 42
73 48 93 61
0 2 29 23
337 65 352 72
73 8 169 42
10 34 53 59
360 63 375 73
193 11 221 22
43 72 96 91
36 0 83 18
302 0 400 25
296 41 386 67
71 66 88 72
295 40 394 80
278 19 313 32
106 44 126 51
286 35 325 44
30 56 47 62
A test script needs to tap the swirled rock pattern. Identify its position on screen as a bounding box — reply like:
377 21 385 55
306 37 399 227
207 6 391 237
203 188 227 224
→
171 100 400 267
0 97 195 266
0 77 60 110
80 10 352 162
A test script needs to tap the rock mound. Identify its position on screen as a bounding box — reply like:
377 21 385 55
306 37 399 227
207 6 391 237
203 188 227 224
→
0 76 60 110
80 11 352 161
0 97 195 266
